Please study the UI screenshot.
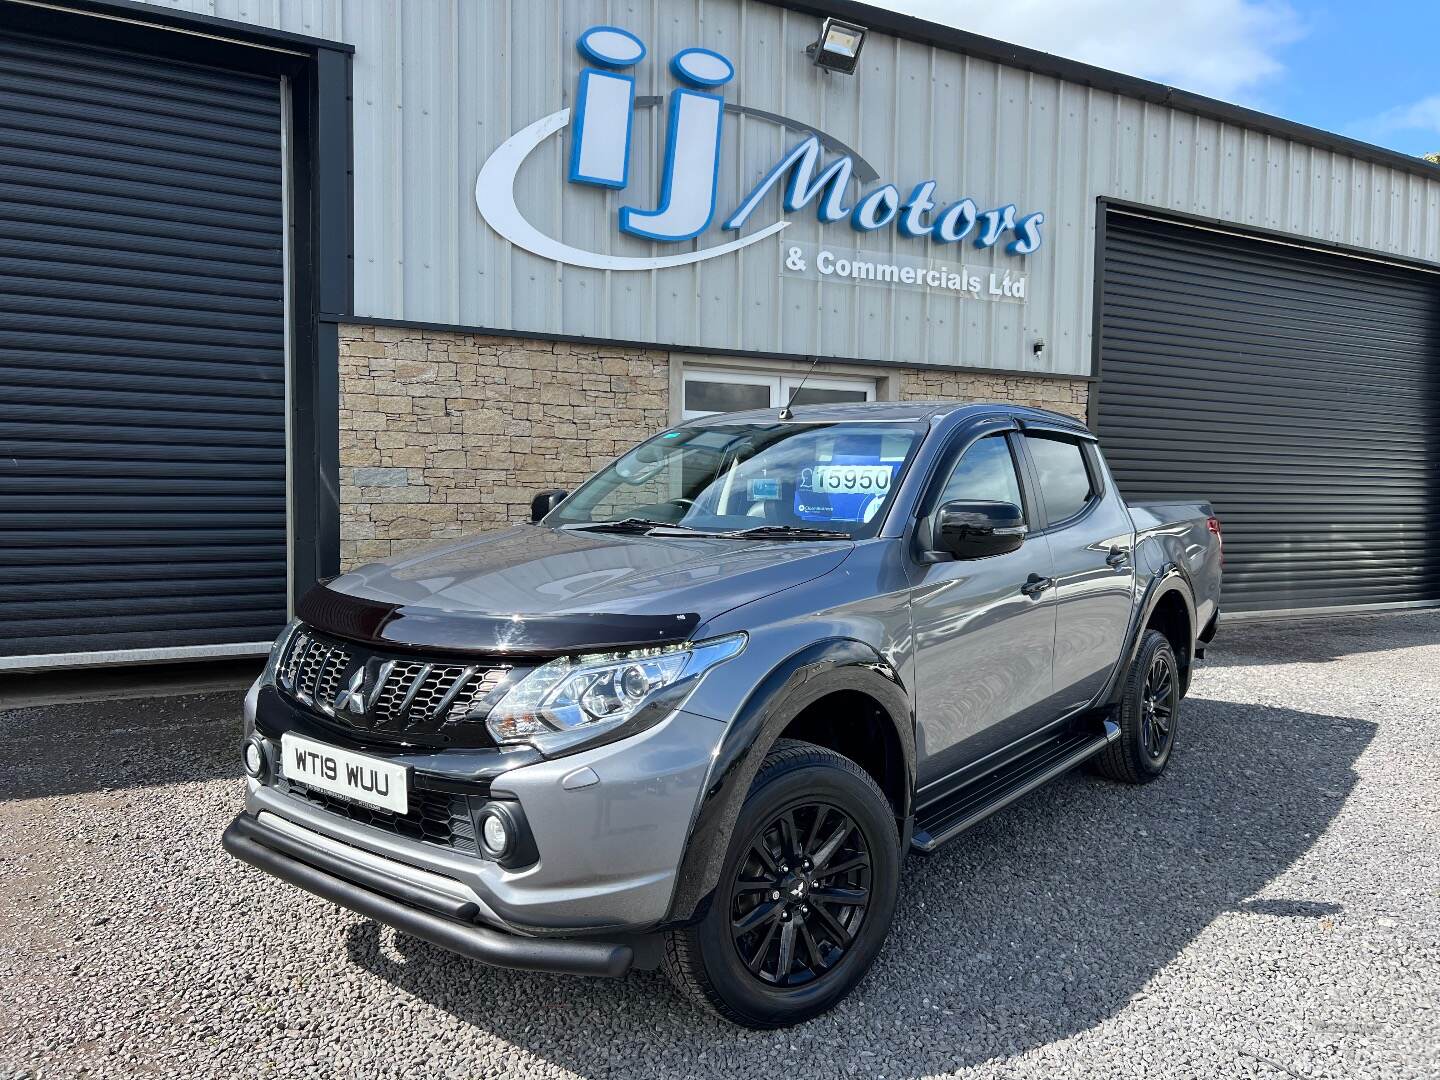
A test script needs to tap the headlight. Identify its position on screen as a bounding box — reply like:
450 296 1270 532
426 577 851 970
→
487 633 746 755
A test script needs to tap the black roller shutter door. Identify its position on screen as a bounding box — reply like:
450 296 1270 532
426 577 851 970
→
0 29 287 660
1095 210 1440 614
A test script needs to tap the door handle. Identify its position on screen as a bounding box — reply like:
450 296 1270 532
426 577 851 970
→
1021 573 1054 598
1106 546 1131 568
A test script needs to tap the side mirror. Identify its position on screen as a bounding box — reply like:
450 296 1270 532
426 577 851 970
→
530 489 569 523
933 500 1026 560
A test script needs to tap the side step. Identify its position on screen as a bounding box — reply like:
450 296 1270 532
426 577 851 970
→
911 720 1119 852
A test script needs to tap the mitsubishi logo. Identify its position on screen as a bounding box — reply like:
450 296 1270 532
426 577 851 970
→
333 668 369 715
332 660 392 717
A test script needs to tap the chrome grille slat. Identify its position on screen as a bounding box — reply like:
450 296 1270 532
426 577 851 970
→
294 638 326 701
395 662 432 718
401 665 471 729
278 631 310 690
430 666 475 721
313 645 349 713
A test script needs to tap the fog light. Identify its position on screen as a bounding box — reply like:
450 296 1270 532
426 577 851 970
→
481 812 511 857
242 737 266 779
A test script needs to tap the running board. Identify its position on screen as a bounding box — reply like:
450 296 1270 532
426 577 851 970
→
910 720 1120 852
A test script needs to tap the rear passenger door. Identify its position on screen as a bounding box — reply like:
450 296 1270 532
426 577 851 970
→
1018 430 1136 712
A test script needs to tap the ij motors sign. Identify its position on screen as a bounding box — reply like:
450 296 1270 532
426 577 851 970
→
475 25 1044 283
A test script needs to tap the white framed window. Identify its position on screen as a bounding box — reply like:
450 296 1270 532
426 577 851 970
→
680 368 776 419
680 366 876 420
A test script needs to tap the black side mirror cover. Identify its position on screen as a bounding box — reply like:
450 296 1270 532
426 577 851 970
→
934 500 1027 559
530 489 569 523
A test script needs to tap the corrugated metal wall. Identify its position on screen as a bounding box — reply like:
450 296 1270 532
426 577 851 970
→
135 0 1440 377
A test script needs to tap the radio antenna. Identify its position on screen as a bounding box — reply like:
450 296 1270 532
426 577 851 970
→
778 355 821 421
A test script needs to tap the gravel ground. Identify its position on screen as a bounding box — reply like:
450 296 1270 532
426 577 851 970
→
2 612 1437 1080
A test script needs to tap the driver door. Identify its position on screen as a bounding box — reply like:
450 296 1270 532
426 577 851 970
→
910 431 1058 793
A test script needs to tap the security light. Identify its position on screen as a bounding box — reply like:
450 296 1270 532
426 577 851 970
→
807 17 867 74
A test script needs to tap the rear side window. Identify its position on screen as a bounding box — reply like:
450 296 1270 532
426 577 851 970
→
1025 435 1094 523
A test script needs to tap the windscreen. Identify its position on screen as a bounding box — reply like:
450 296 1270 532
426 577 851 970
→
548 421 927 539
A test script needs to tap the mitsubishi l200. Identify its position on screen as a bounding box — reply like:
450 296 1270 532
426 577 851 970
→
224 401 1222 1028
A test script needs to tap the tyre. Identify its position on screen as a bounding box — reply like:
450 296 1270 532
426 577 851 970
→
1092 628 1181 784
661 739 900 1028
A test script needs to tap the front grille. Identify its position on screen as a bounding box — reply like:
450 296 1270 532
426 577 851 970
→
273 755 480 855
276 627 524 746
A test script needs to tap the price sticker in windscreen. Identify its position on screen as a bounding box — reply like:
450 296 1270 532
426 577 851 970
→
811 465 894 493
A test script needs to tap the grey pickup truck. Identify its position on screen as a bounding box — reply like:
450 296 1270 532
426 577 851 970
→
224 400 1221 1028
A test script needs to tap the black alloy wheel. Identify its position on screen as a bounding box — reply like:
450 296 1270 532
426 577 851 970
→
730 802 872 987
1139 649 1177 760
661 739 900 1028
1093 628 1183 784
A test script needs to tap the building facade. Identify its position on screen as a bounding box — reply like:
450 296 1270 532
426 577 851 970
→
2 0 1437 670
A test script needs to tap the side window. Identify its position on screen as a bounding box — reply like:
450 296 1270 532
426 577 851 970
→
1025 435 1094 523
936 435 1024 513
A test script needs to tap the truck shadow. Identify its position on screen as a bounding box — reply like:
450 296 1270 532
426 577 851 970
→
0 690 243 801
345 695 1372 1077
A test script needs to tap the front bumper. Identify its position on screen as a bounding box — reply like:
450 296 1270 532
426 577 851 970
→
223 812 644 976
238 682 730 953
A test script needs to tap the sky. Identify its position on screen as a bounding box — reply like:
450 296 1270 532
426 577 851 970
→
874 0 1440 159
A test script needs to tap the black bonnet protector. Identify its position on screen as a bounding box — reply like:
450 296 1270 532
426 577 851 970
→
297 586 701 656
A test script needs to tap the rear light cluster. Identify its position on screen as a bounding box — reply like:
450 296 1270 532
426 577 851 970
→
1207 517 1223 565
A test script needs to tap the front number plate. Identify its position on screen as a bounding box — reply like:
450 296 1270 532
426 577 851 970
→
280 732 409 815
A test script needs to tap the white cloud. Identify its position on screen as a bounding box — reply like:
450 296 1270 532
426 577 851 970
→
871 0 1304 104
1370 95 1440 136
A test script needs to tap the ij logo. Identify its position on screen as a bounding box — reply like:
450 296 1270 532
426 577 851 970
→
475 25 1044 272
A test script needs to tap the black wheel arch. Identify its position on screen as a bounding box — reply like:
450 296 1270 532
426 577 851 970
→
1101 564 1198 709
664 638 914 925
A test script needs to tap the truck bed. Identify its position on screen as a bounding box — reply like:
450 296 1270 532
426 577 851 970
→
1129 500 1222 637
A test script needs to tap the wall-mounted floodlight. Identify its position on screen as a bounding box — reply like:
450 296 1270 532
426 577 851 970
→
806 17 867 74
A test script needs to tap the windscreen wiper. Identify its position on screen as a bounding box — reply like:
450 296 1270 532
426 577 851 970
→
720 524 853 540
566 518 695 534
